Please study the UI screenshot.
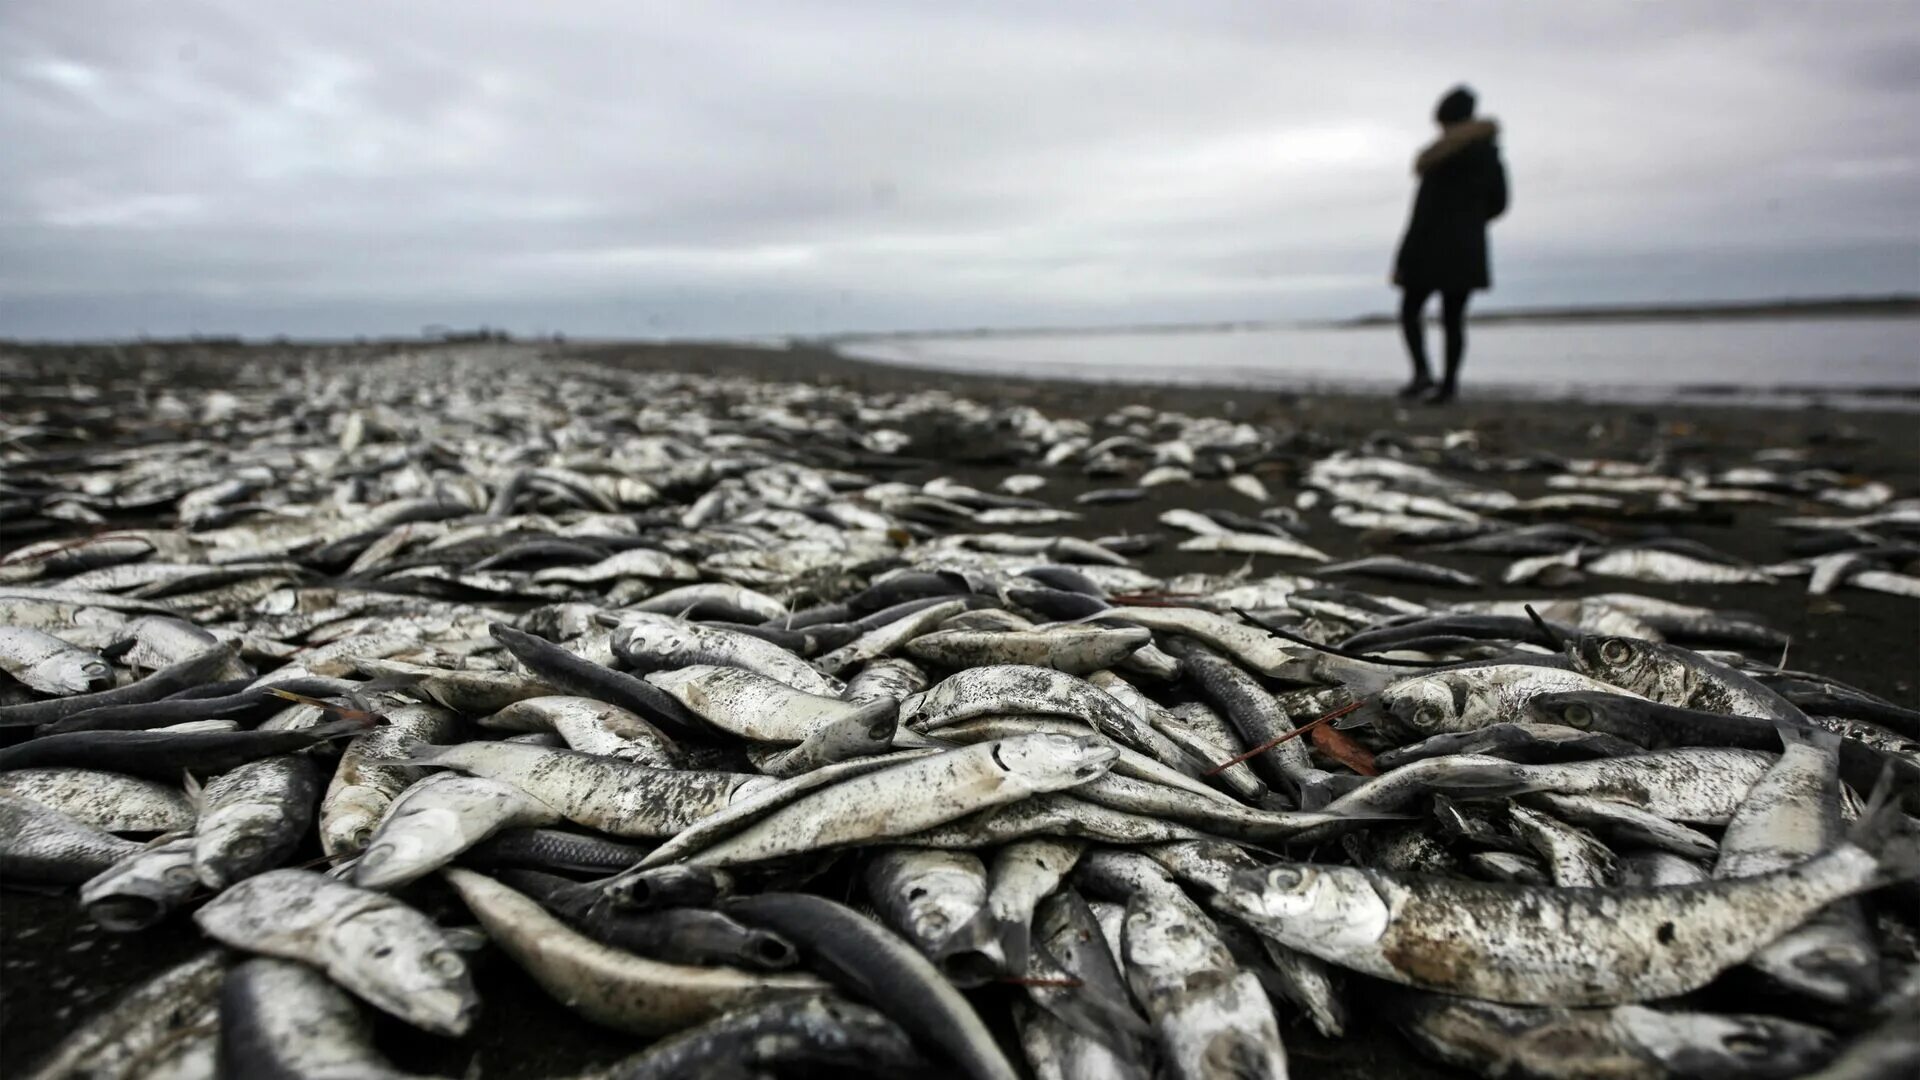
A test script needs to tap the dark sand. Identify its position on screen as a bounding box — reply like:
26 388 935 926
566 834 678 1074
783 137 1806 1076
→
3 339 1916 1078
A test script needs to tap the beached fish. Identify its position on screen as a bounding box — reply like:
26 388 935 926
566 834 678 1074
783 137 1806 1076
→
0 766 196 833
1214 793 1915 1005
446 868 824 1035
0 792 144 884
219 957 439 1079
195 868 480 1035
1390 994 1834 1080
0 626 114 695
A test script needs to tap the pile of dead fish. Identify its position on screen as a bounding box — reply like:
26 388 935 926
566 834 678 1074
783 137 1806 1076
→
2 345 1917 1080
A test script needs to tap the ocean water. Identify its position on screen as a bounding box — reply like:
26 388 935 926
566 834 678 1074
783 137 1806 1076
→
839 316 1920 408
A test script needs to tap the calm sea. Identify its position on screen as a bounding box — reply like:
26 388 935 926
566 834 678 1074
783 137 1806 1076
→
838 316 1920 409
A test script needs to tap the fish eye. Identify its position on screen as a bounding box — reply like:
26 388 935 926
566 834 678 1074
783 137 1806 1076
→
228 835 266 858
1599 640 1633 665
1415 704 1445 727
164 865 199 885
1563 703 1592 728
1266 866 1308 892
427 949 466 979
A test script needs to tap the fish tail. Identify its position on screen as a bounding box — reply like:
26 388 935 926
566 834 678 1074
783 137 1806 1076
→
846 696 900 740
377 734 442 763
1773 720 1842 753
991 915 1033 978
1848 767 1920 885
310 717 382 742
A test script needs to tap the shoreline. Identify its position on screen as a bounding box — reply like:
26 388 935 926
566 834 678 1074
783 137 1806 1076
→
3 338 1916 1080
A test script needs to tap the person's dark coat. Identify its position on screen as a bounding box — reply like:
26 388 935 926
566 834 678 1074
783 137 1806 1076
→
1394 120 1508 292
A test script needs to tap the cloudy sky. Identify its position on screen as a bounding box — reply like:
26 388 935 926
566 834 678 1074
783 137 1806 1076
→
3 2 1915 339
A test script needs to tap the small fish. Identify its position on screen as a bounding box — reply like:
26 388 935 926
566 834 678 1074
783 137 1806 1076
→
0 792 144 884
0 625 114 695
447 868 824 1036
1389 993 1834 1080
195 868 480 1035
219 957 439 1079
725 891 1023 1080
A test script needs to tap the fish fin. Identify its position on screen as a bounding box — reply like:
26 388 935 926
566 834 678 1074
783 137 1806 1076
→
181 770 204 812
1332 700 1382 730
1025 939 1152 1044
1774 721 1842 752
846 696 901 739
993 915 1033 980
441 925 490 952
309 717 382 742
99 637 139 663
357 673 429 695
265 687 380 723
1295 772 1339 811
1848 767 1920 884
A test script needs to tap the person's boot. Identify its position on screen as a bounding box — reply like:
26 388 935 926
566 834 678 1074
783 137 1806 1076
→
1397 374 1433 400
1422 380 1457 405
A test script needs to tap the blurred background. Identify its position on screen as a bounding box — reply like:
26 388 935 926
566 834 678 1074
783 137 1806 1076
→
3 1 1915 393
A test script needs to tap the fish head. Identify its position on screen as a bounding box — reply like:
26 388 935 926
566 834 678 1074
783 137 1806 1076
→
193 806 293 891
351 805 465 890
1614 1004 1833 1078
1750 924 1883 1006
1380 676 1469 737
319 785 390 858
327 907 480 1036
989 732 1118 789
1218 863 1390 954
46 655 114 694
641 665 709 704
1567 635 1672 697
80 841 199 931
1524 691 1656 746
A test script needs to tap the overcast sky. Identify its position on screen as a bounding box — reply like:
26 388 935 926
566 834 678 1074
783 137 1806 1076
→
3 2 1916 339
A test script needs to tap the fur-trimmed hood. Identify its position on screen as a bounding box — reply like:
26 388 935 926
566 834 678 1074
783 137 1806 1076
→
1414 119 1499 176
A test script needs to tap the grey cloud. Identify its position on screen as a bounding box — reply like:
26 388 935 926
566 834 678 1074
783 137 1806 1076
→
1 0 1915 339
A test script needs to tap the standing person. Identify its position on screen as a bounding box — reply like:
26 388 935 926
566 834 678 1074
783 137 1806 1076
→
1392 85 1508 403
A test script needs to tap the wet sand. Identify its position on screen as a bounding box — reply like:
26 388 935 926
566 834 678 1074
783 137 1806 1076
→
3 338 1916 1078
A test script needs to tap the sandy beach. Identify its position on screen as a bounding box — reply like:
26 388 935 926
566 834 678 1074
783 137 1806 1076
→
3 338 1916 1079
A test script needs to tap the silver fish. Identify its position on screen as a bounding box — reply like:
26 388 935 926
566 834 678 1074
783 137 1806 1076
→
0 625 114 694
195 868 480 1035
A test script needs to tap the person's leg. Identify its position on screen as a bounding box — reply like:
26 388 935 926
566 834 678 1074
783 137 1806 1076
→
1431 288 1470 401
1398 286 1434 397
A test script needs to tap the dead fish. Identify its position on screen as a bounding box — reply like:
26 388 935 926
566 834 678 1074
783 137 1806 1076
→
905 625 1152 676
592 993 926 1079
448 867 824 1036
1214 791 1917 1006
1389 993 1834 1080
724 891 1023 1080
0 625 114 694
195 868 480 1035
219 957 440 1079
682 734 1116 867
864 848 1000 983
0 766 196 833
0 791 144 884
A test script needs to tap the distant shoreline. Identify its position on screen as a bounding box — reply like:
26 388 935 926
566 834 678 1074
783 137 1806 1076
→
1334 294 1920 328
804 294 1918 344
3 294 1914 350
